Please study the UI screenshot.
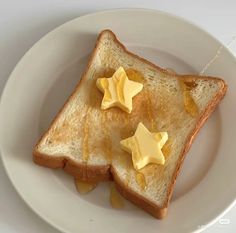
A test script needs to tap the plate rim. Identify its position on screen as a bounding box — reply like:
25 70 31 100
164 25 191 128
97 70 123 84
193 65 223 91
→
0 8 236 233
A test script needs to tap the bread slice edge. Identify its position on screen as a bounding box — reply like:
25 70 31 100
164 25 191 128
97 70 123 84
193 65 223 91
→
33 29 228 218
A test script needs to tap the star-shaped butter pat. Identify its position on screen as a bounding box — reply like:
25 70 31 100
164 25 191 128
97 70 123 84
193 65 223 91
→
120 122 168 170
96 67 143 113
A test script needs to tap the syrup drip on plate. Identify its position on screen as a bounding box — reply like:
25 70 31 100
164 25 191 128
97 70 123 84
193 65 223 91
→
110 183 124 209
75 178 97 194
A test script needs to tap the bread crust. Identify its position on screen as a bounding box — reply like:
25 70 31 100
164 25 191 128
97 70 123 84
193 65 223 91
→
33 29 227 219
33 151 111 182
111 166 167 218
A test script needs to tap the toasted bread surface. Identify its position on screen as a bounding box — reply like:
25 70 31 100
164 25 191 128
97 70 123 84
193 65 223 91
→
33 30 227 218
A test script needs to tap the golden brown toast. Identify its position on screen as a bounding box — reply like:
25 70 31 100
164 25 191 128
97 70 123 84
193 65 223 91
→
33 30 227 218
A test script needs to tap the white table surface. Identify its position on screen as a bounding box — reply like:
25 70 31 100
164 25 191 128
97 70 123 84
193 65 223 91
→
0 0 235 232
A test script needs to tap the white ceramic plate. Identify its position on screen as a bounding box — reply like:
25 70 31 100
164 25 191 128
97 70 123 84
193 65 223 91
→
0 9 236 233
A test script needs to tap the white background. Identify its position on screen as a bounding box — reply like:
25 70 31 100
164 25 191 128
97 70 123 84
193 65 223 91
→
0 0 235 232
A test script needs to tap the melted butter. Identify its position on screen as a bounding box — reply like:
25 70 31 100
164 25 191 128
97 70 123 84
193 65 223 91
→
126 68 146 83
75 178 97 194
82 108 91 162
110 184 124 209
135 172 147 190
179 80 199 117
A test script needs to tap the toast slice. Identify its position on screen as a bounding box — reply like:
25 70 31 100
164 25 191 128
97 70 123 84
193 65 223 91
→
33 30 227 219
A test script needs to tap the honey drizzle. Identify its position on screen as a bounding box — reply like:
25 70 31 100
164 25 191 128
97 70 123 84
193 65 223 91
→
82 107 91 162
145 92 156 130
124 146 133 186
162 139 172 159
179 79 199 117
127 68 156 130
102 68 116 78
101 111 113 162
135 172 147 190
183 91 198 117
119 114 134 185
74 178 97 194
110 184 124 209
125 166 131 186
126 68 146 83
98 68 159 191
119 122 132 185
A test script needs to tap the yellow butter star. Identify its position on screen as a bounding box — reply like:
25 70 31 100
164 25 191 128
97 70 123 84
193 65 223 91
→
120 123 168 170
96 67 143 113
